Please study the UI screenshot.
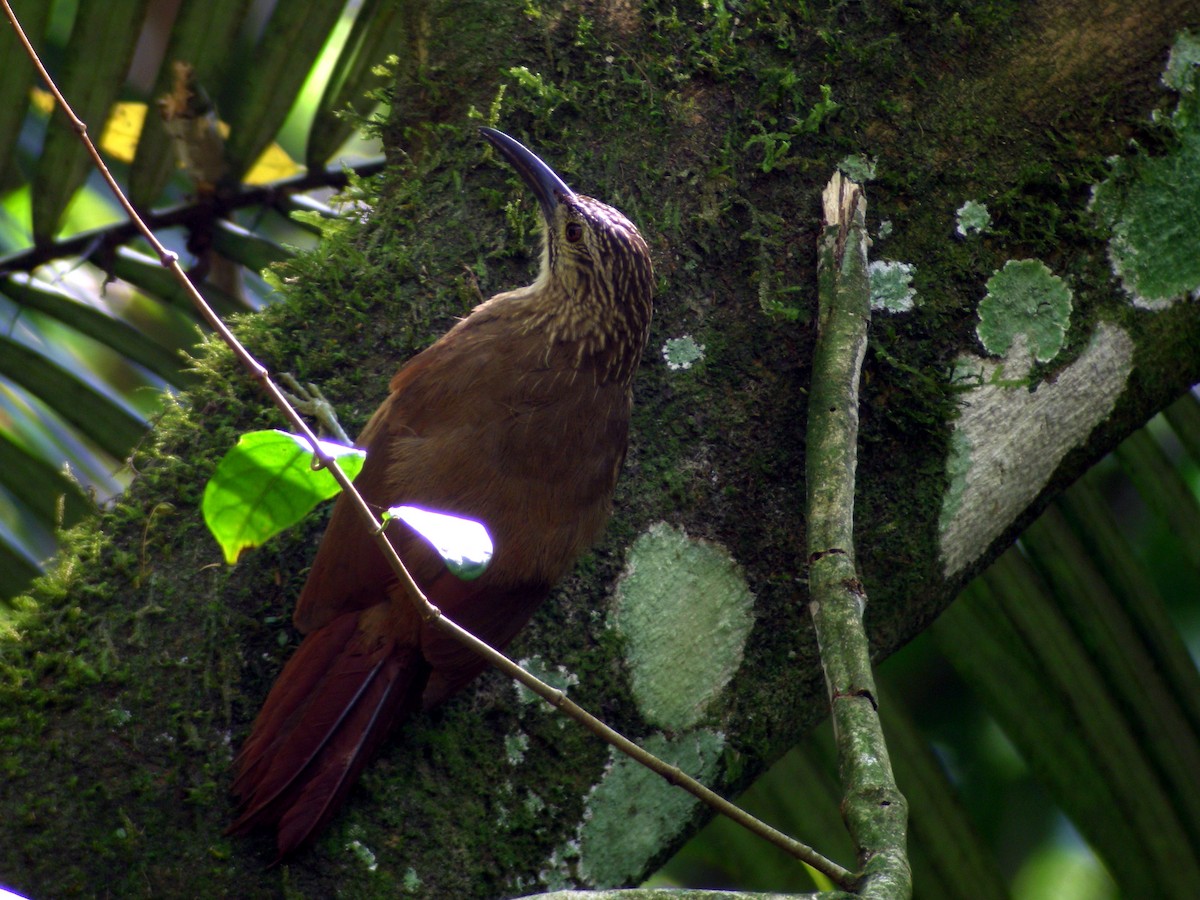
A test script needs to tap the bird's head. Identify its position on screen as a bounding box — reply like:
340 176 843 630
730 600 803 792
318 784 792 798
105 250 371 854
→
481 127 653 380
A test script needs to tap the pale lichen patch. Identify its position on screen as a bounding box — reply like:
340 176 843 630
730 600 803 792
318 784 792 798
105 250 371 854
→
513 656 579 709
536 840 579 892
505 731 530 765
574 730 725 887
939 428 972 536
661 335 706 371
838 153 878 182
869 259 917 313
402 867 421 893
977 259 1072 363
940 323 1134 578
346 838 378 872
610 522 755 731
1091 30 1200 309
1093 137 1200 309
1163 29 1200 99
955 199 991 237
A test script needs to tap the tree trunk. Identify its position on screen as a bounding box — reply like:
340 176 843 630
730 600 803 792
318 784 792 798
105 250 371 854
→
3 1 1199 896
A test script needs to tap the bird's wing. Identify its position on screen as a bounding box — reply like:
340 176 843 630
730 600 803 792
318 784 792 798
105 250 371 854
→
291 318 514 634
291 395 429 633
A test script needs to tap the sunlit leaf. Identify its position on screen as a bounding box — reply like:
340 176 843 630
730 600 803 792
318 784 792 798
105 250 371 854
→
127 0 254 206
42 86 304 188
387 505 493 581
306 0 404 167
28 87 55 116
202 429 365 564
98 96 304 186
243 142 304 185
99 101 147 163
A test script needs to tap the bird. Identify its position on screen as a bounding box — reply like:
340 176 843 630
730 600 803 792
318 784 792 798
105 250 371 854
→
227 127 654 858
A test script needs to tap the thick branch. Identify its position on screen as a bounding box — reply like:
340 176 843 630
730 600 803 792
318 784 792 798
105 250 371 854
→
806 173 911 898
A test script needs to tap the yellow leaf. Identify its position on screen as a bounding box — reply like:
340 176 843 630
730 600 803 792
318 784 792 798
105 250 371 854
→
100 102 147 163
28 86 302 186
30 86 55 114
30 89 147 163
244 142 304 185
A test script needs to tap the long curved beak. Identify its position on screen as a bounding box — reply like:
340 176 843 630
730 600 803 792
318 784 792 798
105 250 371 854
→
480 127 575 220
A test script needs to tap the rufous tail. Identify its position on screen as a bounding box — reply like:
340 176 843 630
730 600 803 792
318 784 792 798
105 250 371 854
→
227 605 429 858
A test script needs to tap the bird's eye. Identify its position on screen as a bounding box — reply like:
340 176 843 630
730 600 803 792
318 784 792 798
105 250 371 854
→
565 222 584 243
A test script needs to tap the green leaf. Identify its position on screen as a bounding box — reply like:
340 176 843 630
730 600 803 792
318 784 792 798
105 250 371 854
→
0 333 146 459
1115 426 1200 572
30 0 151 240
219 0 348 179
0 529 42 601
306 0 405 167
210 219 294 272
1 275 193 385
202 430 365 564
0 0 53 190
108 246 249 319
878 683 1008 900
936 543 1200 897
387 506 493 581
0 430 93 531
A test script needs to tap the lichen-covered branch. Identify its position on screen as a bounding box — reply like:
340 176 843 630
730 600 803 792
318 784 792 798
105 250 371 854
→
806 174 910 898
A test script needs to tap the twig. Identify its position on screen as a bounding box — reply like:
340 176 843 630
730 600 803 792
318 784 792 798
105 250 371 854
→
806 172 911 897
1 1 855 887
0 160 385 276
0 158 384 277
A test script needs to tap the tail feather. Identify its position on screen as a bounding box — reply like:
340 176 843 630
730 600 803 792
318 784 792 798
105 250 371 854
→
230 611 361 806
231 654 389 831
275 652 415 855
228 606 429 857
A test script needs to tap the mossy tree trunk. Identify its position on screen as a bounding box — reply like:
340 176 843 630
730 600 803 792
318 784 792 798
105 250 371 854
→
3 1 1199 897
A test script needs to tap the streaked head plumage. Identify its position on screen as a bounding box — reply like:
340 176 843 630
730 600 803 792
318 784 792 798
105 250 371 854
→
481 128 653 381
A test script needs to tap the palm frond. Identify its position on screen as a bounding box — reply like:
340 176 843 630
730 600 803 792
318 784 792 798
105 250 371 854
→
0 0 392 598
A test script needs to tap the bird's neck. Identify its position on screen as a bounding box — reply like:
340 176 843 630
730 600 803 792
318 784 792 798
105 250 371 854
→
482 280 649 385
